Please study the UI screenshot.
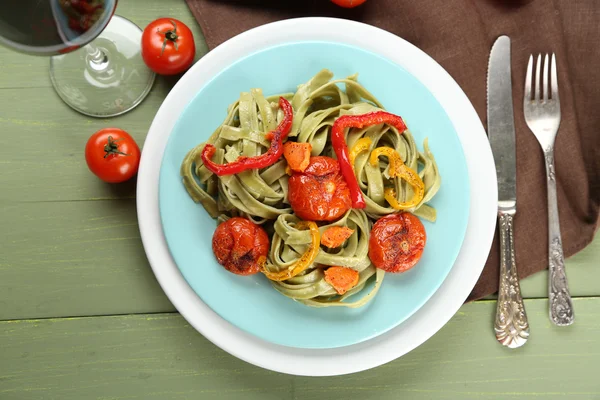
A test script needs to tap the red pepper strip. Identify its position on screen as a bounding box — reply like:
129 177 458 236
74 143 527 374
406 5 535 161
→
201 97 293 176
331 111 408 208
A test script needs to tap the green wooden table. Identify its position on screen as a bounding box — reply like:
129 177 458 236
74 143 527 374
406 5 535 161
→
1 2 598 399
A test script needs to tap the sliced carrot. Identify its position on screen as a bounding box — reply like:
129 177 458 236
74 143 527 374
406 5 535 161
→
283 141 312 172
324 266 360 295
321 226 354 248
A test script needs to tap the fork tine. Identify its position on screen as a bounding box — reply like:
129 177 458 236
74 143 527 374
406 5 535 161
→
543 54 550 101
551 53 559 101
524 55 533 103
534 54 542 101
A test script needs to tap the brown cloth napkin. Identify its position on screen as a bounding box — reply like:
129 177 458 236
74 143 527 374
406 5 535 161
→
185 0 600 301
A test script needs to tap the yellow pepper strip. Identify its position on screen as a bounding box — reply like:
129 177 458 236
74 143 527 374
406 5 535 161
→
397 165 425 207
371 146 425 209
349 137 372 166
370 147 402 177
383 187 413 210
262 221 320 281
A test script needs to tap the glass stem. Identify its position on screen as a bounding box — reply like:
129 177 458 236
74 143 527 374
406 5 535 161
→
86 43 108 68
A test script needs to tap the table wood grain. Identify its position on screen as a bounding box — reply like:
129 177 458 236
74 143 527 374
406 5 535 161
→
0 0 598 398
1 299 599 400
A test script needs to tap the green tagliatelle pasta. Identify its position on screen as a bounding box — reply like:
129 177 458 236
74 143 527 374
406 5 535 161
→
267 209 385 308
181 69 441 308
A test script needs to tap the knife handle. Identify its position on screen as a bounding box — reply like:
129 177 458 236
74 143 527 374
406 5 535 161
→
494 211 530 348
545 150 574 326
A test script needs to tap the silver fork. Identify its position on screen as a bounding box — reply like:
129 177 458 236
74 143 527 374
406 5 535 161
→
523 53 574 326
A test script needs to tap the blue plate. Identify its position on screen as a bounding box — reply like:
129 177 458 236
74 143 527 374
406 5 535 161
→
159 41 470 349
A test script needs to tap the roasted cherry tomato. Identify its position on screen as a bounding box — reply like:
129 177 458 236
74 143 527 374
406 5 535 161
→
85 128 140 183
331 0 367 8
141 18 195 75
368 213 426 273
212 217 270 276
288 156 352 222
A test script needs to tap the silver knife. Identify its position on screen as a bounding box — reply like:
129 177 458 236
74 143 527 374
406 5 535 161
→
487 35 530 348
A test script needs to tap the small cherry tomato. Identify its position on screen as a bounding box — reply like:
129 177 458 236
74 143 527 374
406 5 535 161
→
331 0 367 8
368 213 426 273
85 128 140 183
141 18 195 75
212 217 270 276
288 156 352 221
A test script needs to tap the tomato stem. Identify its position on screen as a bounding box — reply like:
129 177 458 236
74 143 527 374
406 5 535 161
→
157 20 179 56
104 136 129 158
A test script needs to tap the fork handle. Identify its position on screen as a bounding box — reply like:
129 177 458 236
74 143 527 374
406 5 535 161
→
544 150 574 326
494 211 530 348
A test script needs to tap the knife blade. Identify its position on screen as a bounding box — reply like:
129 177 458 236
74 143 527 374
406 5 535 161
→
487 35 517 211
487 35 530 349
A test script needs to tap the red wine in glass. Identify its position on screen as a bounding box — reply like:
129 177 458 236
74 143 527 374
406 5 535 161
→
0 0 155 117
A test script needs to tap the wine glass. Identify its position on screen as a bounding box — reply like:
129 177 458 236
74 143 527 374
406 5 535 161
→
0 0 155 117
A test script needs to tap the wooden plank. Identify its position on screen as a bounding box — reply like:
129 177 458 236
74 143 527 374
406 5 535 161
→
0 298 598 400
0 200 174 321
297 299 600 400
498 234 600 300
0 0 208 89
1 200 599 320
0 87 165 202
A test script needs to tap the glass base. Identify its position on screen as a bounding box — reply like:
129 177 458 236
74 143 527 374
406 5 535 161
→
49 15 156 118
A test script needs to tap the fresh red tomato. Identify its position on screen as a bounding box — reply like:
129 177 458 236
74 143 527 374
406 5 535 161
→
288 156 352 222
331 0 367 8
212 217 270 275
141 18 195 75
368 213 426 273
85 128 140 183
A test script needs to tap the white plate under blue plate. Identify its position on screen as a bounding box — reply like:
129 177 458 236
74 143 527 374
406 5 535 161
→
138 17 497 375
158 40 470 349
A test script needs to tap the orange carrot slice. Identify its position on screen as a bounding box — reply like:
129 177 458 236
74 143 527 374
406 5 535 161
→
321 226 354 248
324 266 360 295
283 142 312 172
